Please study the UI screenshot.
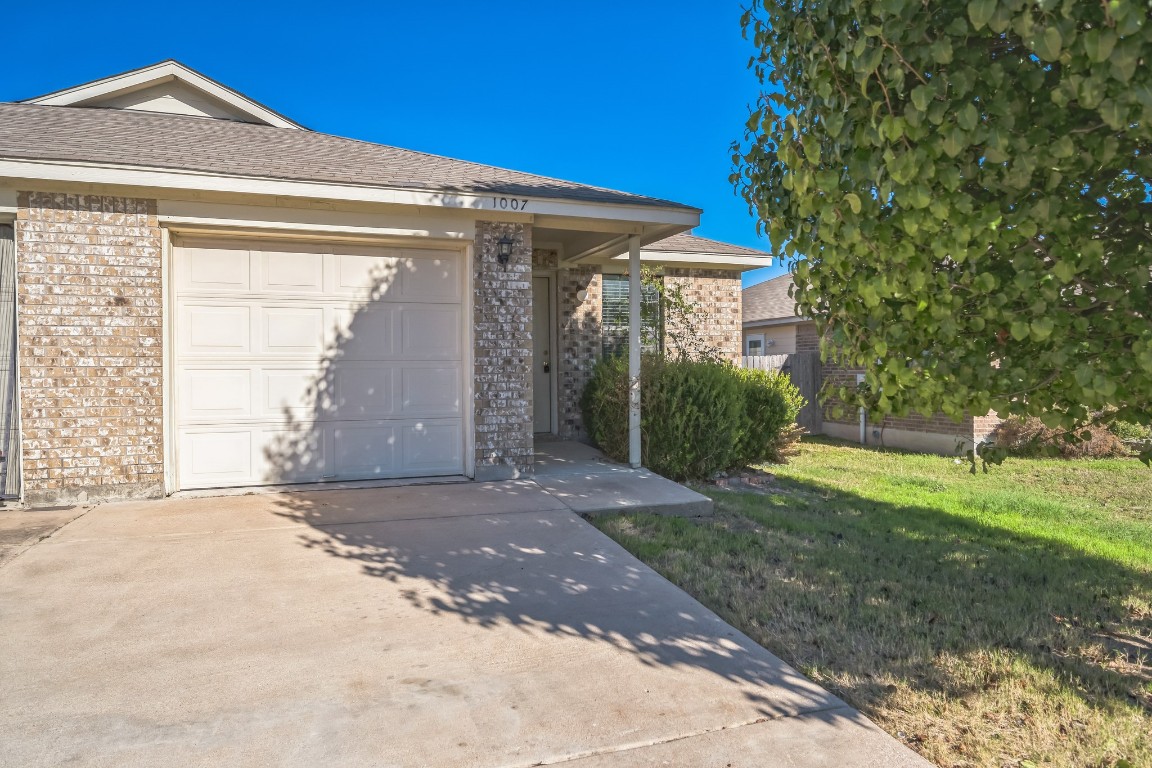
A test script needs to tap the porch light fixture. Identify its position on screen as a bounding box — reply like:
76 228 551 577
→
495 235 515 266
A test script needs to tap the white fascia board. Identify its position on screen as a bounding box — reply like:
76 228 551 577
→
743 316 808 328
609 249 771 270
0 159 701 228
157 200 475 241
25 62 305 130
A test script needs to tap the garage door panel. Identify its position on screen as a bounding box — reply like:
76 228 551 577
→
401 306 460 359
330 364 397 419
263 368 319 420
401 366 461 416
179 430 255 487
261 249 325 294
331 424 399 477
335 304 400 360
333 249 402 298
179 368 254 420
255 427 327 484
182 245 251 293
402 422 463 473
399 251 460 302
261 306 328 356
181 305 252 356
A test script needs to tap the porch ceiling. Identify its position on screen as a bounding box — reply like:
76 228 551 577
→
532 222 691 264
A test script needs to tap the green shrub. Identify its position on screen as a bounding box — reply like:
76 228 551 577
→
734 368 807 464
1109 420 1152 442
581 357 806 480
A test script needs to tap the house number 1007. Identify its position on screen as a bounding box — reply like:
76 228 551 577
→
492 197 528 211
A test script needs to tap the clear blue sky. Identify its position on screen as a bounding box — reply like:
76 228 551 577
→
2 1 785 287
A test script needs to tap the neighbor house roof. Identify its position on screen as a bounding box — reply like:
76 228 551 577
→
743 272 805 326
0 102 697 211
644 232 770 258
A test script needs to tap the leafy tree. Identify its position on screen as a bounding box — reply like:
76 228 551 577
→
731 0 1152 462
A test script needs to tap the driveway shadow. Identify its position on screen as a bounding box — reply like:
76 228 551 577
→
265 485 856 721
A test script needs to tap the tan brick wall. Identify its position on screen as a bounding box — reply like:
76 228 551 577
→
664 268 742 363
473 221 533 479
796 321 820 353
15 192 163 504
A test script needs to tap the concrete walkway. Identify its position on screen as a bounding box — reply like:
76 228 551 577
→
531 438 713 517
0 482 928 767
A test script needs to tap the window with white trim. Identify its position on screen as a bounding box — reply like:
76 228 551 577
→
601 274 662 358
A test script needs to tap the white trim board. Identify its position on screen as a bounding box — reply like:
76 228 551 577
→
0 159 701 229
158 200 475 242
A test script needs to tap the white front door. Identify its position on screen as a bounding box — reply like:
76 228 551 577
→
172 237 465 490
532 276 553 433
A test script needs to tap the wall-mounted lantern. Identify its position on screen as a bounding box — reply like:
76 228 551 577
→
496 235 514 266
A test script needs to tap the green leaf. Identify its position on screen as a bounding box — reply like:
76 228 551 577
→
911 85 933 112
1033 26 1063 62
1099 100 1127 130
1030 317 1055 341
967 0 996 30
1052 260 1076 282
957 103 979 131
844 193 862 214
1010 321 1030 341
1082 29 1116 63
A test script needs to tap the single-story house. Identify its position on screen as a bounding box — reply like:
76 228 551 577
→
743 273 1000 455
0 60 769 505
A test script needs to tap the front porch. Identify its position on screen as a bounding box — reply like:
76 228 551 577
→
532 436 712 517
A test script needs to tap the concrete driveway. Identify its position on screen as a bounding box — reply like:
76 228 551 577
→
0 482 928 767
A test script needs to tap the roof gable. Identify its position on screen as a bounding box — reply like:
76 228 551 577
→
20 60 305 130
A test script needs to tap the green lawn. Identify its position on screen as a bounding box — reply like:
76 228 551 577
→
592 439 1152 768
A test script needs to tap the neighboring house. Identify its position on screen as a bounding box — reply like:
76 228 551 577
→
742 274 1000 455
0 61 769 505
742 273 803 355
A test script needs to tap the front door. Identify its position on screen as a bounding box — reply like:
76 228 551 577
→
532 276 553 433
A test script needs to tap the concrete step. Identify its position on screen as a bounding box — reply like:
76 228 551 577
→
534 468 713 518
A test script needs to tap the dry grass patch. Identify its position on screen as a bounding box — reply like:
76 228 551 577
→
592 439 1151 767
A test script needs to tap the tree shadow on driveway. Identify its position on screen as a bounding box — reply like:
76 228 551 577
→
265 483 859 723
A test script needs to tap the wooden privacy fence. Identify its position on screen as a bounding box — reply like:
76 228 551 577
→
741 353 823 435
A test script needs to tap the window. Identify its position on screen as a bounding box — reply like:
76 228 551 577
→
601 274 662 358
746 335 765 356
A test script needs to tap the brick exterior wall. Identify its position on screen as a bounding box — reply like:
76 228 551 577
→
664 268 743 363
473 221 533 480
15 192 163 504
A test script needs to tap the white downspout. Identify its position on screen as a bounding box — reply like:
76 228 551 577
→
856 373 867 445
628 235 642 468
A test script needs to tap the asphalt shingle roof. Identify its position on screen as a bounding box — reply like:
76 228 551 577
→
644 232 770 258
742 273 801 324
0 103 697 210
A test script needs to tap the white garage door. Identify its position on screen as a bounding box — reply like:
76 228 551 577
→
173 237 465 490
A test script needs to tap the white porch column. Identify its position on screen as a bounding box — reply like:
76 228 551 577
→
628 234 642 468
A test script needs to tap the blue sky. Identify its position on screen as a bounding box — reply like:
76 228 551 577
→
2 1 785 287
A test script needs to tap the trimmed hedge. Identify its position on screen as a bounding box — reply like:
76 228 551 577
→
581 356 805 480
